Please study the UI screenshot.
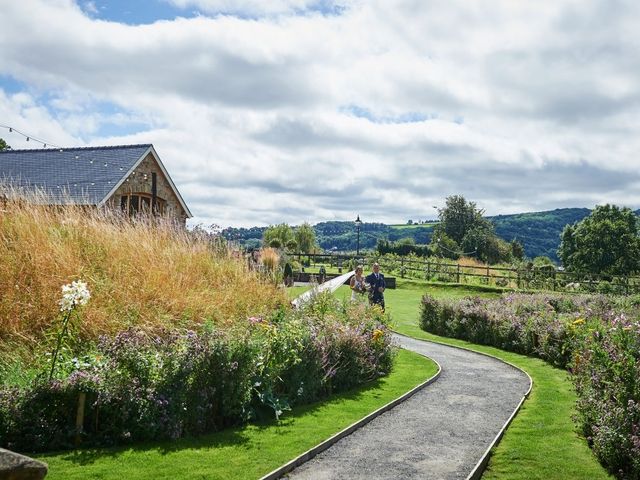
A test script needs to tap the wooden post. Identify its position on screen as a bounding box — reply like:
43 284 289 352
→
486 266 490 285
457 264 461 283
75 392 86 447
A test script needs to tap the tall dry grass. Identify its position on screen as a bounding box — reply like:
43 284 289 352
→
0 194 288 347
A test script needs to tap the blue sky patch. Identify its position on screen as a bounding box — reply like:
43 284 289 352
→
80 0 192 25
340 104 431 124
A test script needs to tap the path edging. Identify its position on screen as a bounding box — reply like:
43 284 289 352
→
259 351 442 480
392 331 533 480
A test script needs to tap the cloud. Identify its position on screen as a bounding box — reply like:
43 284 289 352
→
1 0 640 228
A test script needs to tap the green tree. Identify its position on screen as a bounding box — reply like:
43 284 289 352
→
558 204 640 275
294 222 316 253
510 239 525 261
0 138 10 151
429 230 460 260
435 195 490 245
263 223 293 249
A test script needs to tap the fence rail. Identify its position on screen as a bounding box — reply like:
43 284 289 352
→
294 252 640 295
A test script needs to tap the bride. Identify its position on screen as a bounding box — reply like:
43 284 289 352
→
349 265 368 302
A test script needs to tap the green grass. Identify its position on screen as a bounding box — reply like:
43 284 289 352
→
37 348 438 480
385 285 612 480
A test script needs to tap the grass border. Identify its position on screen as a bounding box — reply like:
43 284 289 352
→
259 353 442 480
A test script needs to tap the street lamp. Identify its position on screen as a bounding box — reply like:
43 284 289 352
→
354 215 362 256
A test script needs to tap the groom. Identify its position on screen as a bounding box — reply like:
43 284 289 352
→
365 263 386 312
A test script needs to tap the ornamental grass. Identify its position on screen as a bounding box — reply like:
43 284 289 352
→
0 191 288 347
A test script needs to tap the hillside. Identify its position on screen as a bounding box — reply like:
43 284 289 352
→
489 208 592 261
221 208 599 262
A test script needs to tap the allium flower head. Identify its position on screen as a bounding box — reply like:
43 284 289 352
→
59 280 91 312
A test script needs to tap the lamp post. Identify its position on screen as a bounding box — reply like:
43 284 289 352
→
355 215 362 256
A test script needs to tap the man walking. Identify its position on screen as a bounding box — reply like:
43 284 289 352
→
365 262 386 311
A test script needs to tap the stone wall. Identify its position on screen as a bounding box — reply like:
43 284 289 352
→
106 153 188 224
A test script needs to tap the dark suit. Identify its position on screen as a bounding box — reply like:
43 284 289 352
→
365 271 386 311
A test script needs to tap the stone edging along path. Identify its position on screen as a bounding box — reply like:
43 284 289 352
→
259 355 442 480
271 333 532 480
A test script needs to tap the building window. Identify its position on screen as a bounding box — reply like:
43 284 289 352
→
120 193 165 216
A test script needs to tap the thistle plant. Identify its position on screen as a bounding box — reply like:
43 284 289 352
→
48 280 91 381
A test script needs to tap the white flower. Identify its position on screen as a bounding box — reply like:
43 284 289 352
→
59 280 91 312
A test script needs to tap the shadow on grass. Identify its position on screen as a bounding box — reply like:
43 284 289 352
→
39 375 388 467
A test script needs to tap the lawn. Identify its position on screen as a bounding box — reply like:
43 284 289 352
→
37 348 438 480
385 281 611 480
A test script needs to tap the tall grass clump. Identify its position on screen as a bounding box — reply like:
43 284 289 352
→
0 193 288 347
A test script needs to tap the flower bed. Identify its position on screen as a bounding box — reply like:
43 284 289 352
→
419 293 640 479
0 294 394 453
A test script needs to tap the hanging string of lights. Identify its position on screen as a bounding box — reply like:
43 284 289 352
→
0 124 63 149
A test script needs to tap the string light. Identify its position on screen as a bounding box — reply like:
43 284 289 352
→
0 124 62 149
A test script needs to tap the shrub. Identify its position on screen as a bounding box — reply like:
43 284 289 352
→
0 294 394 453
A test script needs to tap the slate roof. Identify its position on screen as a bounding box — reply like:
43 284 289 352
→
0 144 153 205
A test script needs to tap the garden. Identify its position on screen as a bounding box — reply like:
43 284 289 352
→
417 290 639 479
0 199 434 479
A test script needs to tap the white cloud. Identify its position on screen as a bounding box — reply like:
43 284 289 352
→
1 0 640 227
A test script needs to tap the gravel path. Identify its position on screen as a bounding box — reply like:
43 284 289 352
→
285 334 531 480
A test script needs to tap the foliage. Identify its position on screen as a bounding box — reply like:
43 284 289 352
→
294 222 317 253
571 316 640 477
37 349 437 480
376 238 431 257
558 204 640 276
418 292 640 478
432 195 512 264
263 223 294 249
434 195 490 245
510 239 525 261
429 230 460 260
0 294 394 453
222 207 605 262
0 138 9 151
491 208 592 261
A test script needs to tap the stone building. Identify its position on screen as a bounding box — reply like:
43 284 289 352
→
0 144 192 223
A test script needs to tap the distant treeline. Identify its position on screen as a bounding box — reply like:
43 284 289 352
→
221 208 635 262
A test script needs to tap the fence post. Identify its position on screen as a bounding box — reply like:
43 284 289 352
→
486 266 490 285
75 392 86 447
457 264 461 283
516 270 520 289
426 261 431 280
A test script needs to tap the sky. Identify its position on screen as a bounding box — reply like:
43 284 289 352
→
1 0 639 228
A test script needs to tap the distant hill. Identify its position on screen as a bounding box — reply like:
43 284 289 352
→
221 208 599 262
489 208 592 261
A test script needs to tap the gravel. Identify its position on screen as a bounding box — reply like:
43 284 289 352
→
285 334 531 480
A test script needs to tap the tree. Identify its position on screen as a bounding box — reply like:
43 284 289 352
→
435 195 490 245
429 230 460 260
558 204 640 276
263 223 294 249
0 138 10 151
510 239 525 261
294 222 316 253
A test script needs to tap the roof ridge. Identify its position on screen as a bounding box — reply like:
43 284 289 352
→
0 144 153 154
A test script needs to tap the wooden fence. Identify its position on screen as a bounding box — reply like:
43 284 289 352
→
295 253 640 295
